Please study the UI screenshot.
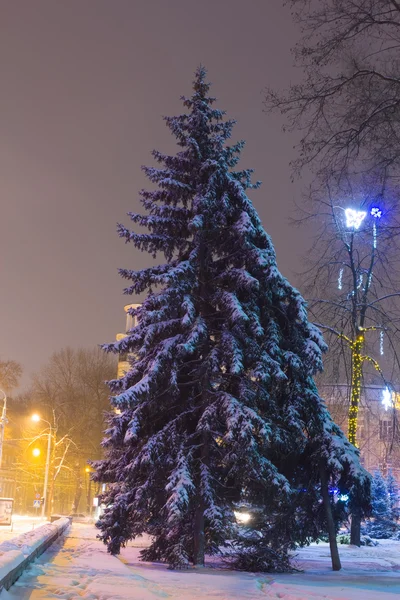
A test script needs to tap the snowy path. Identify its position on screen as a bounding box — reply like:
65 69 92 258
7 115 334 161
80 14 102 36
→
1 524 400 599
0 524 269 599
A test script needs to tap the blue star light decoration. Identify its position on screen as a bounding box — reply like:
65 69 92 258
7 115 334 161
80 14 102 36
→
371 207 382 219
345 208 367 229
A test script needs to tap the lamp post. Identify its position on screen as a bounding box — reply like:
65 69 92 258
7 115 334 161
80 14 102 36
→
31 414 52 519
0 389 7 470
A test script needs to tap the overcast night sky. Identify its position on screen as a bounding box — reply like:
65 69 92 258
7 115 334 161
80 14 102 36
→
0 0 307 387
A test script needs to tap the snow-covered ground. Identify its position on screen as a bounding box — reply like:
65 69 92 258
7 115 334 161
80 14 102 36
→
2 523 400 599
0 516 45 544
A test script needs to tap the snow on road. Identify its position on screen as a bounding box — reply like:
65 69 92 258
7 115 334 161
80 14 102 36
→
1 523 400 599
0 516 44 545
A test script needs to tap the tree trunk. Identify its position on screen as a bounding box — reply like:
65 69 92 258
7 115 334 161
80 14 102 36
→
193 501 206 566
348 335 363 446
320 466 341 571
350 509 361 547
192 235 210 568
71 463 83 513
86 477 92 515
47 475 55 518
348 334 363 546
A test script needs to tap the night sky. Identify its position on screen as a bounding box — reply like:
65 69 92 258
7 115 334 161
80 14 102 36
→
0 1 306 386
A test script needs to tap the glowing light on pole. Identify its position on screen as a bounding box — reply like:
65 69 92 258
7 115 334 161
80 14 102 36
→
382 388 392 411
371 207 382 219
31 414 52 519
345 208 367 229
340 205 386 446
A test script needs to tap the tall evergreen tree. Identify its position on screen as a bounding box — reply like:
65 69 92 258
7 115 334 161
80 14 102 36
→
94 68 370 570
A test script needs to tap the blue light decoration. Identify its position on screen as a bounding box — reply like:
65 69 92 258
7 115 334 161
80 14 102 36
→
329 487 349 503
371 207 382 219
345 208 367 229
370 206 381 250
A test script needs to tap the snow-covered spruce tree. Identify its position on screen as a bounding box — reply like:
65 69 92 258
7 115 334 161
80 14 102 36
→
372 470 390 521
386 469 399 521
93 68 370 570
366 470 397 539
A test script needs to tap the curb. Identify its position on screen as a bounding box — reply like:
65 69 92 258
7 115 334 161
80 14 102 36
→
0 517 71 591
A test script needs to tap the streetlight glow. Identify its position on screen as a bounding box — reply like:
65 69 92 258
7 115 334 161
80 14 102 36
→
234 511 251 524
31 414 41 423
32 448 41 457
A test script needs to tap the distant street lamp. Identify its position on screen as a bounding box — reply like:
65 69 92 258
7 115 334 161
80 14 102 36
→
0 389 8 470
31 414 52 519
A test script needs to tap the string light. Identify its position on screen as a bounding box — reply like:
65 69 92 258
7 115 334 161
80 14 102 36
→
380 330 384 356
373 222 377 249
358 274 363 289
348 335 364 446
338 268 343 290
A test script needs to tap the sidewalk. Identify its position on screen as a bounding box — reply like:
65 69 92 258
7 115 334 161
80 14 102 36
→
0 523 268 599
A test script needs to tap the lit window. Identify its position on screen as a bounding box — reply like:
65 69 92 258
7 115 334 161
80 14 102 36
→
380 420 393 441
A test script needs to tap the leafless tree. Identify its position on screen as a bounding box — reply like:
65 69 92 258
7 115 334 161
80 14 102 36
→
31 347 116 458
0 360 22 393
266 0 400 197
30 347 116 513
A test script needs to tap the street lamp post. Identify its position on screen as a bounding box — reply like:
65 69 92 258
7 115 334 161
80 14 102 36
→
0 389 8 470
31 414 52 519
85 467 92 515
42 429 52 519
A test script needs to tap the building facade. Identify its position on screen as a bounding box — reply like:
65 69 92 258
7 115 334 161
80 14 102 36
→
116 303 140 379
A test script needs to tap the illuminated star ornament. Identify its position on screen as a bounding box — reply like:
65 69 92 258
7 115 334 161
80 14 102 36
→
382 387 393 411
345 208 367 229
